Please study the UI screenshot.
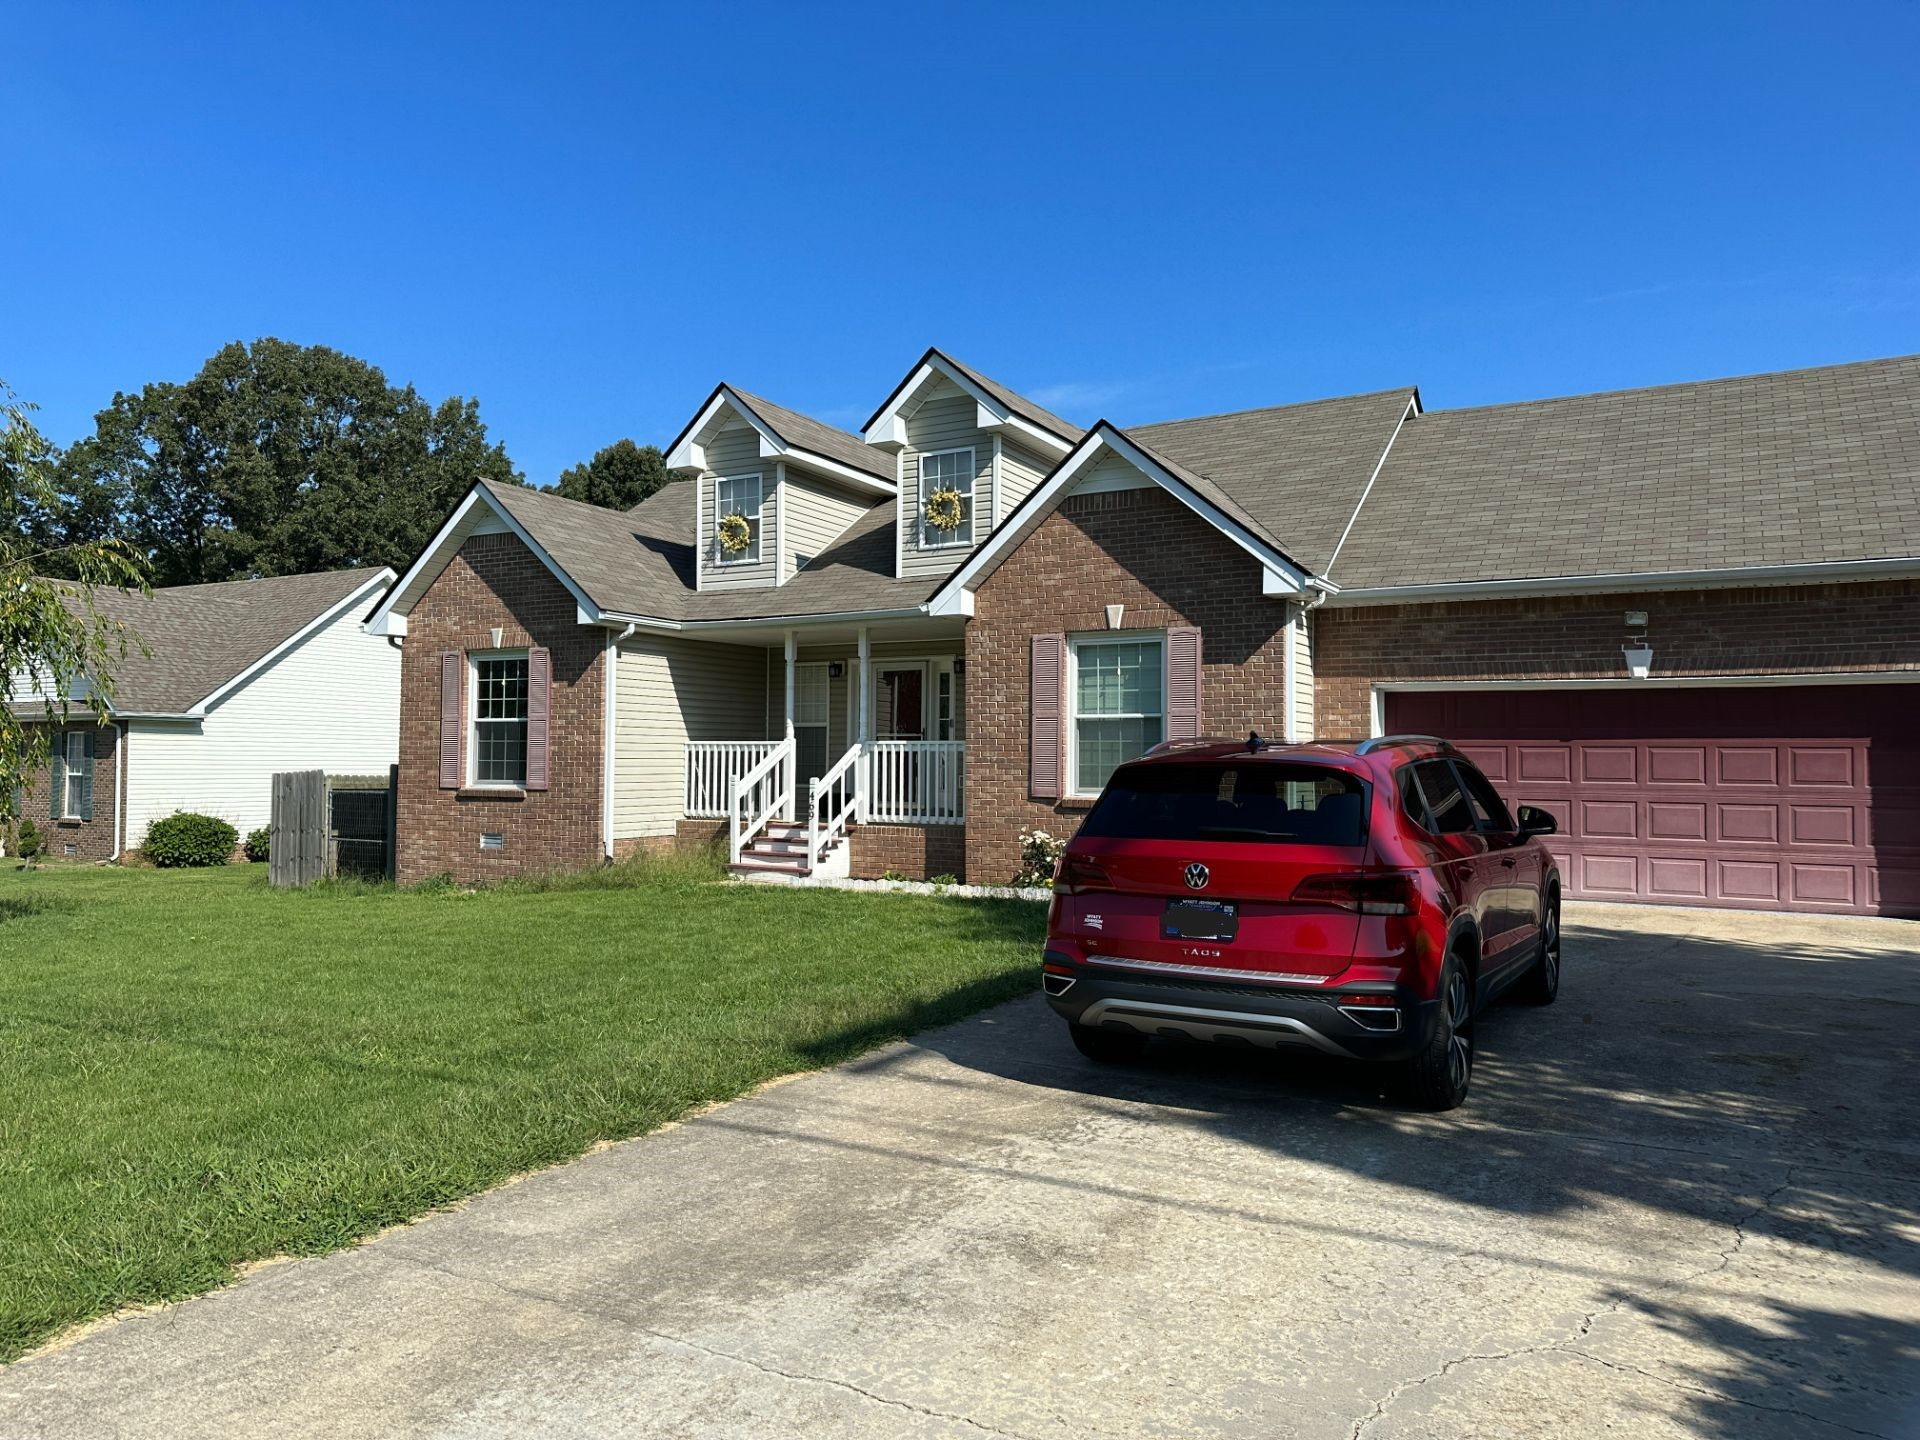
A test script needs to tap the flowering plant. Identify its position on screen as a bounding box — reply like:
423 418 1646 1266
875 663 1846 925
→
1012 827 1067 888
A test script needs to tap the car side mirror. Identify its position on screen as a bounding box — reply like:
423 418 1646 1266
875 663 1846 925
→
1517 805 1557 838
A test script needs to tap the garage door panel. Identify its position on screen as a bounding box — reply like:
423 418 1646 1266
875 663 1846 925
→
1648 802 1708 841
1516 746 1571 782
1580 854 1640 895
1718 804 1780 844
1581 747 1638 784
1647 856 1709 900
1383 685 1918 917
1789 805 1855 846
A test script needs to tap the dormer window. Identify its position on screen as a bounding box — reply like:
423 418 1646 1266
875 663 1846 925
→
715 473 763 564
920 447 975 548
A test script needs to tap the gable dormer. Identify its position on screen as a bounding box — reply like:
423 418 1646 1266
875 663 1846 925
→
666 384 895 592
862 349 1079 579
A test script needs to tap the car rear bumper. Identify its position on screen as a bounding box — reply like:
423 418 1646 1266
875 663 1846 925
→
1041 951 1440 1062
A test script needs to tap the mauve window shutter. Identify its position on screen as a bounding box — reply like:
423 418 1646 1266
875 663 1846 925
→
525 647 552 791
439 652 463 789
1030 634 1065 800
1167 626 1203 741
79 731 95 822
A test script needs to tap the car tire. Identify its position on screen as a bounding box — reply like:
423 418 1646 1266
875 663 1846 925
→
1069 1023 1150 1064
1401 956 1473 1111
1514 894 1561 1006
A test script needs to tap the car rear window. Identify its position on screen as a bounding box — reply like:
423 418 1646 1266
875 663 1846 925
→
1077 762 1368 845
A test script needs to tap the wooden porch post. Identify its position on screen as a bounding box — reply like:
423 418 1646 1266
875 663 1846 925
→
857 627 871 744
783 630 796 740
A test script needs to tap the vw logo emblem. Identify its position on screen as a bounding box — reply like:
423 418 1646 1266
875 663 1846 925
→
1184 863 1210 890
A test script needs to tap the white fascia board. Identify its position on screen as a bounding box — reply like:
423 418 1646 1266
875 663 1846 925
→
594 605 932 635
667 389 780 470
195 568 398 712
1326 555 1920 606
982 412 1073 458
366 487 604 638
862 363 941 446
1320 396 1417 580
775 447 897 497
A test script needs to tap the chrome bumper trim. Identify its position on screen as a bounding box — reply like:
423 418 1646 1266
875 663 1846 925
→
1083 954 1333 986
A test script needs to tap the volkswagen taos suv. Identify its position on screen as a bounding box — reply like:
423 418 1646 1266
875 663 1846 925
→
1042 734 1562 1109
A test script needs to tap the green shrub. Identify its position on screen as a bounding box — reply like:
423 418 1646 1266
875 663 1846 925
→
243 827 272 863
1011 828 1066 887
144 812 238 868
14 819 42 862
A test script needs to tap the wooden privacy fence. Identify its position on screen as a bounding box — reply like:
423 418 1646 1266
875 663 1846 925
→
269 767 397 888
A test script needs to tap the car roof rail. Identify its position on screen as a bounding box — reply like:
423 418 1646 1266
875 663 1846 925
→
1142 736 1236 757
1353 733 1453 756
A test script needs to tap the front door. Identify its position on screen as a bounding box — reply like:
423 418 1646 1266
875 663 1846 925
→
794 662 830 791
874 664 928 741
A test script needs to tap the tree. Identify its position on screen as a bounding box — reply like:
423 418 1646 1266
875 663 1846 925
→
59 339 525 585
1 382 149 823
552 438 672 510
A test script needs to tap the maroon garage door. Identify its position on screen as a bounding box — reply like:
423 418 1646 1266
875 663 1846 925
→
1385 686 1920 917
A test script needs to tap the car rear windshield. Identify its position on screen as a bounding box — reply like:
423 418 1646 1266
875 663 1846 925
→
1077 762 1368 845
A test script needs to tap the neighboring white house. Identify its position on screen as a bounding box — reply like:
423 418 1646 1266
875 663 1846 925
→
12 567 399 859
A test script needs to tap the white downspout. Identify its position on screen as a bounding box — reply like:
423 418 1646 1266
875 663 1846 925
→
111 718 128 860
602 625 633 861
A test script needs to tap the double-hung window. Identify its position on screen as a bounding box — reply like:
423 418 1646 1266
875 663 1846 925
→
714 473 762 564
471 653 530 787
60 731 92 819
1070 637 1165 794
919 447 975 547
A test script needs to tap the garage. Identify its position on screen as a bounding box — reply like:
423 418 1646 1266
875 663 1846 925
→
1385 684 1920 917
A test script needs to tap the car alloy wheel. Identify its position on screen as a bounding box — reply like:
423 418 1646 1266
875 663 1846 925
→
1444 966 1472 1096
1542 906 1560 991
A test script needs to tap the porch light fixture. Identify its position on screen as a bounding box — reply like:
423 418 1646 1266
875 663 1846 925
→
828 661 845 679
1622 610 1652 679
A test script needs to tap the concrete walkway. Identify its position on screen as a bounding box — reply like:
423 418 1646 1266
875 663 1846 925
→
3 903 1917 1438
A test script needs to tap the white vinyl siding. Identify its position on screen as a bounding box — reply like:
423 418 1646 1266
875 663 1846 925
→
998 440 1053 520
123 600 401 846
1291 604 1315 741
612 634 769 838
899 386 993 580
781 474 871 583
699 423 775 589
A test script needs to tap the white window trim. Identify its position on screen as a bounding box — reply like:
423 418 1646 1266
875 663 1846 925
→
918 446 977 550
467 648 531 790
60 731 88 819
1066 631 1167 799
714 472 764 566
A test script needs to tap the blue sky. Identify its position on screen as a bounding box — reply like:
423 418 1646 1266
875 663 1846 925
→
5 2 1916 486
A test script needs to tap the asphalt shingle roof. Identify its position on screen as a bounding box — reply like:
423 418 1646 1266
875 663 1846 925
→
72 568 384 714
1127 388 1416 573
726 388 896 482
938 352 1087 443
1330 354 1920 589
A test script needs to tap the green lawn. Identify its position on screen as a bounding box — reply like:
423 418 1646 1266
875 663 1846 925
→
0 859 1044 1361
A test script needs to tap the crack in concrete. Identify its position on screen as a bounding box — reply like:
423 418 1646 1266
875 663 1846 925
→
1561 1348 1893 1440
1349 1164 1821 1438
388 1252 1073 1440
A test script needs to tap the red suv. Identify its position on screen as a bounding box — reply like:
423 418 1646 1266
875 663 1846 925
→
1042 734 1561 1110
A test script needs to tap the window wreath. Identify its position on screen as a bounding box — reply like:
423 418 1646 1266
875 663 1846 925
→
925 486 966 533
717 511 753 555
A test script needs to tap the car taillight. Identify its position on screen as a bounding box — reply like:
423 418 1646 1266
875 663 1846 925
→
1053 854 1112 895
1291 871 1419 916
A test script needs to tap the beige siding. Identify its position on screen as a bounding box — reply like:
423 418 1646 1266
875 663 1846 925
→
899 386 994 581
764 640 965 757
781 475 870 583
1291 604 1315 741
998 440 1053 522
699 423 775 590
612 634 769 838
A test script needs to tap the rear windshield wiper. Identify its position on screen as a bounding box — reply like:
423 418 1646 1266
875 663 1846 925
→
1195 825 1298 840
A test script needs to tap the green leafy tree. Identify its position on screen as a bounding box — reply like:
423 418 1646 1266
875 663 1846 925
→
1 382 149 822
61 339 524 585
552 438 671 510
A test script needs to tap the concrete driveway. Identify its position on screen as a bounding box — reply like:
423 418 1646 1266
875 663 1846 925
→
4 903 1917 1439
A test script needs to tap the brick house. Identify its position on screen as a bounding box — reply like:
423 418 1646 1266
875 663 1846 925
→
368 350 1920 915
9 568 398 860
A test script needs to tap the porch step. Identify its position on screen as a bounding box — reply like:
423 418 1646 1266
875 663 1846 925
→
731 853 811 876
729 824 846 878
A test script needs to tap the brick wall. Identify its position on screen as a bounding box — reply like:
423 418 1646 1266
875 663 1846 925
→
965 486 1293 886
396 532 606 884
849 823 966 882
14 722 121 861
1314 579 1920 736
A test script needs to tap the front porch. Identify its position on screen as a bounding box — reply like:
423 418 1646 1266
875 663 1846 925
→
675 623 967 878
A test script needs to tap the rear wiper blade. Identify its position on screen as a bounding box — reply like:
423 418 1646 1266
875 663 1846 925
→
1195 826 1296 839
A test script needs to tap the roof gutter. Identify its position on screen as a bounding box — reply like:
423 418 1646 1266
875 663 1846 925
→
593 605 936 634
1323 555 1920 606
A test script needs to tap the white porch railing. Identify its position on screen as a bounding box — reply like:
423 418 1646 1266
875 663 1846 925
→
807 743 863 872
729 737 795 866
687 741 784 819
864 740 966 825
